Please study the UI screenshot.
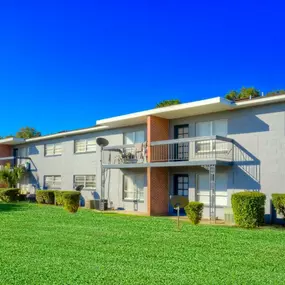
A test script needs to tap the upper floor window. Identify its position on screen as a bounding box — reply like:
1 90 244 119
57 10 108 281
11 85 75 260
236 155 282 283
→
45 143 62 156
74 175 96 189
124 130 145 144
196 119 227 137
75 139 96 153
44 175 61 189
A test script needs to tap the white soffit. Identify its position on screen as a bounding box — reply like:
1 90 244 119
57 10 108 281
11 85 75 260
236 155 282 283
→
0 137 25 145
96 97 234 128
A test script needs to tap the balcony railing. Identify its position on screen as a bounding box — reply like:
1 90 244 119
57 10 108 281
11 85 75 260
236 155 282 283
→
102 136 233 167
102 143 147 166
150 136 233 163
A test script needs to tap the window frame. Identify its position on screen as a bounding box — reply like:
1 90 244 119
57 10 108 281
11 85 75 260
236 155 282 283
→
123 173 145 202
196 173 228 207
195 119 228 153
74 175 96 190
44 175 62 190
44 143 62 157
123 130 145 145
74 138 96 154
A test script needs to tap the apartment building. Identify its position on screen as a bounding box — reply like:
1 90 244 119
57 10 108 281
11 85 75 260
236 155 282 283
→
0 95 285 222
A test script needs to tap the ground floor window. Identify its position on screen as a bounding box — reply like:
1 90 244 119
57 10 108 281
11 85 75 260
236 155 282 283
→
196 172 227 206
44 175 61 190
74 175 96 189
123 174 145 201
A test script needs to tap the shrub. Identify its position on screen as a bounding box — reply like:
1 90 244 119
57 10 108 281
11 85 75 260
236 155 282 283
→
62 191 80 213
36 190 55 204
272 194 285 220
54 191 64 206
231 191 266 228
185 202 204 225
0 188 20 202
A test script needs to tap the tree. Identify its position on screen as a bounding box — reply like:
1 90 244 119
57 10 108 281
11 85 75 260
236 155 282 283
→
225 90 239 101
0 163 26 188
266 89 285 96
16 127 41 139
239 87 260 99
155 99 181 108
225 87 260 101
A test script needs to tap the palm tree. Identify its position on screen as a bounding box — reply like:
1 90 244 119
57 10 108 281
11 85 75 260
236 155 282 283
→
0 163 26 188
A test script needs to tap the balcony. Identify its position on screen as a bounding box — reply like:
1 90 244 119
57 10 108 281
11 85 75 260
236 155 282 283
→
102 136 234 168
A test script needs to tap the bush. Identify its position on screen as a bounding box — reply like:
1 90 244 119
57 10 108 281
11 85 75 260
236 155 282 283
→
231 191 266 228
185 202 204 225
0 188 20 202
62 191 80 213
272 194 285 220
54 191 64 206
36 190 55 204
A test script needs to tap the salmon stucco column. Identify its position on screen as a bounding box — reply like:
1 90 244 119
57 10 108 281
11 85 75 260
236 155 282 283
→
0 145 12 166
147 115 169 215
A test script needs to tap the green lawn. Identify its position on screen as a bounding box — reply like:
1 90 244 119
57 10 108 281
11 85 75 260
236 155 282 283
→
1 203 285 285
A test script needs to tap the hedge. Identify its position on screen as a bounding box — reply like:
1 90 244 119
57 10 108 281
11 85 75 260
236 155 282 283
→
54 191 64 206
36 190 55 204
0 188 20 202
231 191 266 228
62 191 80 213
272 194 285 220
185 202 204 225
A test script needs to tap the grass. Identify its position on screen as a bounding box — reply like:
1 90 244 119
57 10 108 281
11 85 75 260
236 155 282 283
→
1 203 285 285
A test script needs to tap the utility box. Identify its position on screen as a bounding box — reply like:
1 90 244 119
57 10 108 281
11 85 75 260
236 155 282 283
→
85 200 95 209
224 207 235 225
95 199 108 211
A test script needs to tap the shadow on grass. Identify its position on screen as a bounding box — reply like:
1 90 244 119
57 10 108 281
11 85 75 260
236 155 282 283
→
0 203 28 212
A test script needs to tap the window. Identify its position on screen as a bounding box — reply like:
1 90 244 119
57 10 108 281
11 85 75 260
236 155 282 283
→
75 139 96 153
124 130 145 144
195 120 228 153
18 147 28 157
74 175 96 189
196 119 227 137
44 176 61 189
45 143 62 156
123 174 145 201
196 173 227 207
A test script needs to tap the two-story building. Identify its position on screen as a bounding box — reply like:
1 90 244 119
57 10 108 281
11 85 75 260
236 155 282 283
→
0 95 285 222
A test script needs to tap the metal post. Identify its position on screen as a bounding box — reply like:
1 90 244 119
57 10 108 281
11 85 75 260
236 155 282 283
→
100 146 105 211
177 205 180 230
209 165 216 223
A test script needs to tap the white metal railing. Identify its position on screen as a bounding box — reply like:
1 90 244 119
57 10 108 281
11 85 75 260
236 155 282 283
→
102 136 233 166
102 143 147 165
150 136 233 163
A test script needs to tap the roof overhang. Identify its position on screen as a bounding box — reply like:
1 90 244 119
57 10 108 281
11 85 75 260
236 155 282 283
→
25 125 108 143
96 97 234 128
0 138 26 145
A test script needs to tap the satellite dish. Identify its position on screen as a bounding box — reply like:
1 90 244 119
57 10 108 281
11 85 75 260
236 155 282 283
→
170 195 189 209
75 185 84 191
170 195 189 230
96 137 109 147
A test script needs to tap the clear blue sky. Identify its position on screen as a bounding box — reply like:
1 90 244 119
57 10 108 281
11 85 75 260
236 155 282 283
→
0 0 284 136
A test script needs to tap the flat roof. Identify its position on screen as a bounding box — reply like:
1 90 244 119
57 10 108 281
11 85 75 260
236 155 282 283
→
0 137 26 145
96 97 234 128
1 94 284 145
0 126 108 145
97 94 285 128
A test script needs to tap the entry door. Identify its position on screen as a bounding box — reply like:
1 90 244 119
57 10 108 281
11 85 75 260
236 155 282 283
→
172 174 189 215
174 125 189 161
174 174 189 197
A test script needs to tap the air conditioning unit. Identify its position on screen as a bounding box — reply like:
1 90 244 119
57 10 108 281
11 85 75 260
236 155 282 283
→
224 207 235 225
